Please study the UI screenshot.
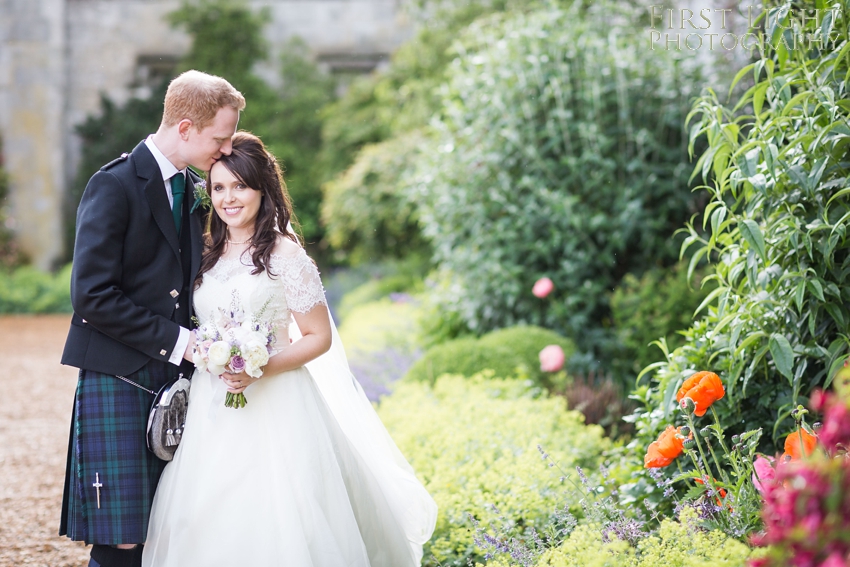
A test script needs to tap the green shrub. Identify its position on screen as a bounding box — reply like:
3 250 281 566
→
610 263 716 377
408 2 707 371
378 374 608 567
0 264 72 313
321 132 430 265
633 0 850 453
404 325 575 390
477 509 757 567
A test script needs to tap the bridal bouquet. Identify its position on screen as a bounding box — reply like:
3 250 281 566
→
192 299 276 409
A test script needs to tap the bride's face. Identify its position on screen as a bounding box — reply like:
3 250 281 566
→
210 161 262 233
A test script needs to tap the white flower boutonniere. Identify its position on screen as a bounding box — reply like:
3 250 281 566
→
190 180 211 213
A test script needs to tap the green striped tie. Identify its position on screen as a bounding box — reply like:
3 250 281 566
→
170 173 185 234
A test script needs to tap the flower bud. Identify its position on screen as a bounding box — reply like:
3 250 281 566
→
680 397 696 414
700 427 712 438
813 422 823 432
683 438 696 450
679 426 691 437
731 435 740 444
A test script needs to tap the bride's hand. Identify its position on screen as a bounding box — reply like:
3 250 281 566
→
220 371 259 394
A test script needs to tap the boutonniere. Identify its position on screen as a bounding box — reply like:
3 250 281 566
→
190 180 211 213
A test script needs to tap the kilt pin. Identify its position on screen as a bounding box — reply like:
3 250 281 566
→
59 140 203 546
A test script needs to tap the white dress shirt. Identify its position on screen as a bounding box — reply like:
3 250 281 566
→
144 135 191 366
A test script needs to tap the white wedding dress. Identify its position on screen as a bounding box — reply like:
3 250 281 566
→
143 245 436 567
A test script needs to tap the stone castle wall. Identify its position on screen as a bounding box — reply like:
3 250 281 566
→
0 0 411 269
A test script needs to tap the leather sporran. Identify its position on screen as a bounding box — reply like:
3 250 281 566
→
145 375 191 461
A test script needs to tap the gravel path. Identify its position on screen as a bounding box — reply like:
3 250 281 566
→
0 315 89 567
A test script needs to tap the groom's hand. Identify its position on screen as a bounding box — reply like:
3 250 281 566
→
182 332 196 362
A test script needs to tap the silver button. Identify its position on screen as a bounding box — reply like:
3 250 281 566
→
175 303 180 309
170 289 179 298
81 319 87 323
160 349 167 356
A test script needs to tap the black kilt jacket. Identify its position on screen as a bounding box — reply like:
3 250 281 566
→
60 140 205 544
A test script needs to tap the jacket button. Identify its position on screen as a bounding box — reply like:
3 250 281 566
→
160 349 167 356
175 303 180 309
170 289 179 298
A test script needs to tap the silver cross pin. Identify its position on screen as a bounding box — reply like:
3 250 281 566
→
93 473 103 509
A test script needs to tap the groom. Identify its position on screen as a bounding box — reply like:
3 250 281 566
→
60 70 244 567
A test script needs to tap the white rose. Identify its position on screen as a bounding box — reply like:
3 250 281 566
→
192 349 208 373
242 342 269 375
208 341 232 366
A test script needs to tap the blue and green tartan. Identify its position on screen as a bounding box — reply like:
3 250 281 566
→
60 361 182 544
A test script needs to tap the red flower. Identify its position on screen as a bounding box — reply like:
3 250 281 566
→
782 428 818 461
676 371 725 417
695 477 728 506
644 425 686 468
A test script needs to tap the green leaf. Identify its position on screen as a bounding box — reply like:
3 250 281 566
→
794 279 806 312
807 279 825 301
753 82 769 117
739 219 767 263
769 334 794 380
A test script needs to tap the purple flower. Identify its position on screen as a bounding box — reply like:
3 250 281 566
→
229 355 246 373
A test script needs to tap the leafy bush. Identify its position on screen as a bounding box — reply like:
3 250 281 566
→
0 264 72 313
633 0 850 452
610 263 716 377
404 326 575 391
321 132 430 265
378 374 608 567
504 509 756 567
408 2 705 368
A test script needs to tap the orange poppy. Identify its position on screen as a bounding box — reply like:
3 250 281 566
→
694 477 728 504
782 428 818 461
644 425 686 468
676 371 725 417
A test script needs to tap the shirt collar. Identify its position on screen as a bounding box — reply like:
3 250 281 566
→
144 135 184 182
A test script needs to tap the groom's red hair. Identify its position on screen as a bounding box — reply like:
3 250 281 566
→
161 70 246 130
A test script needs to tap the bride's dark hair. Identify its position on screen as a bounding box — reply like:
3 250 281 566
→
195 131 299 287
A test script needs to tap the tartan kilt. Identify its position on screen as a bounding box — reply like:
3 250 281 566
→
60 360 187 544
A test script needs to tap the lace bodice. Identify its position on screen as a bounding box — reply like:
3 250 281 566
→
193 246 327 351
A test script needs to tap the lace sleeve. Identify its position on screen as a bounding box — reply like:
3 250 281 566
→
270 248 328 314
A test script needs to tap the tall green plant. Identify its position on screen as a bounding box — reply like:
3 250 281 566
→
409 2 705 370
634 0 850 451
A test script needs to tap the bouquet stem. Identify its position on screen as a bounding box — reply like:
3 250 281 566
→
225 392 247 409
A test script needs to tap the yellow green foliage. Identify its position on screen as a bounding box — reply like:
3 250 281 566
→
378 374 608 566
486 509 755 567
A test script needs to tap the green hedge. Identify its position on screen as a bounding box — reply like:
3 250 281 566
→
0 264 72 313
378 374 608 567
403 325 575 390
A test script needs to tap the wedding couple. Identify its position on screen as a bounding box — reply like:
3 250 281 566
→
59 70 437 567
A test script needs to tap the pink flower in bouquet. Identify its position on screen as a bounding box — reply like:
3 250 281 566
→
753 455 776 494
532 277 554 298
539 345 565 372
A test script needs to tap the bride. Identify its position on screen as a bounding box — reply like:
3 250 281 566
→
142 132 437 566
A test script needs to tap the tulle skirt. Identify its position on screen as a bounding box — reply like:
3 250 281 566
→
143 365 424 567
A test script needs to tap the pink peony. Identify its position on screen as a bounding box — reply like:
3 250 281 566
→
532 277 554 298
753 455 776 494
539 345 565 372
